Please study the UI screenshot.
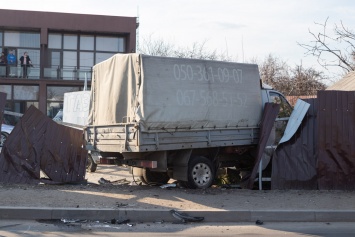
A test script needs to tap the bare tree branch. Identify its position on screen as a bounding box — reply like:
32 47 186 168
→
298 18 355 73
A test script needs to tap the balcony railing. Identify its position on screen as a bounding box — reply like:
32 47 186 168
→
0 64 92 81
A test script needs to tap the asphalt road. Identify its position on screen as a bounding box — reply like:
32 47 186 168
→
1 220 355 237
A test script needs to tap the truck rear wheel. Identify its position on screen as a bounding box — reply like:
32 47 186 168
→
187 156 215 189
140 168 170 185
86 153 98 173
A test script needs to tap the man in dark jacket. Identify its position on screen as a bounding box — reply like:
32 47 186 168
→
19 51 32 78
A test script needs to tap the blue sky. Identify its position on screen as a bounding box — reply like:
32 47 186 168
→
2 0 355 83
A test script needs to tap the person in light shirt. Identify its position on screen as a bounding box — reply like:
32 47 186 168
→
19 51 32 78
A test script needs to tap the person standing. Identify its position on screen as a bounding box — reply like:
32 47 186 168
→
0 52 6 77
0 52 6 64
7 50 17 77
19 51 32 78
6 50 16 64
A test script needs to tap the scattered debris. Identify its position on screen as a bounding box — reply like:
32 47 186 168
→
116 202 129 207
154 220 164 224
170 209 204 223
111 218 130 224
160 183 177 189
220 184 242 189
98 177 131 185
255 220 264 225
61 218 87 223
98 178 111 184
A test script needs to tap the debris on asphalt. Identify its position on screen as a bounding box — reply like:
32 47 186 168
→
116 202 129 207
255 220 264 225
98 177 130 185
160 183 177 189
220 184 242 189
170 209 204 223
154 220 164 224
98 178 111 184
60 218 87 223
111 218 130 224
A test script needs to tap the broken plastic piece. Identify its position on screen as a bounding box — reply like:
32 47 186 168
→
61 218 86 223
160 183 177 189
255 220 264 225
98 178 111 184
170 209 204 223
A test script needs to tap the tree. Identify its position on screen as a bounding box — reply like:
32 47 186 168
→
298 17 355 73
138 34 174 57
258 55 326 96
288 65 326 96
138 34 236 61
258 54 290 89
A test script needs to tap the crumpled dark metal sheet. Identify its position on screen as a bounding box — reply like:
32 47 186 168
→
271 99 318 190
245 102 280 189
0 105 87 184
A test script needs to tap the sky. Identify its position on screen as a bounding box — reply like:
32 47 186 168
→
2 0 355 83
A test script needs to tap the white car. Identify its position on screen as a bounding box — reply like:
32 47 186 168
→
1 124 14 147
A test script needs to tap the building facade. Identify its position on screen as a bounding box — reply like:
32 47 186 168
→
0 9 137 120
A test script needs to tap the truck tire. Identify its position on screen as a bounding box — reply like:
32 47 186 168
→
86 153 98 173
141 168 170 185
187 156 215 189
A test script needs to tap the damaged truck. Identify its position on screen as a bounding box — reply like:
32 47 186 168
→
84 54 291 188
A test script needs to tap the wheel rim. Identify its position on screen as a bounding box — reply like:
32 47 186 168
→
191 162 212 187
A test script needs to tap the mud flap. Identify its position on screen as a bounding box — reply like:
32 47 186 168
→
172 149 192 181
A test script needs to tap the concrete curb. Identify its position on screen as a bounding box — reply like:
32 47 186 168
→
1 207 355 222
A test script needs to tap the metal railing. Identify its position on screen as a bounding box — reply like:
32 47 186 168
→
44 66 92 80
0 64 92 81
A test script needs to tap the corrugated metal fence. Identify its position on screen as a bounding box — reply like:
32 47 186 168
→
317 91 355 190
272 91 355 190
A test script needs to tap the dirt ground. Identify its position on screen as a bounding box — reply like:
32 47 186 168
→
1 164 355 211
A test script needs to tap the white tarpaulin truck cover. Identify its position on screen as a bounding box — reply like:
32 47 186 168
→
88 54 263 132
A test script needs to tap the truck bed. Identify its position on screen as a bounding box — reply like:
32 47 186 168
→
85 123 259 153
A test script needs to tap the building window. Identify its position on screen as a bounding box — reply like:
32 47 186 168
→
96 52 115 64
80 35 94 50
96 36 119 52
48 34 62 49
0 85 12 99
63 34 77 50
46 33 126 80
63 51 77 67
0 85 39 118
80 52 94 67
1 31 40 79
47 86 80 118
13 85 39 100
4 31 40 48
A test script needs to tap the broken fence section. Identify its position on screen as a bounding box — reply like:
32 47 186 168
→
0 105 87 184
